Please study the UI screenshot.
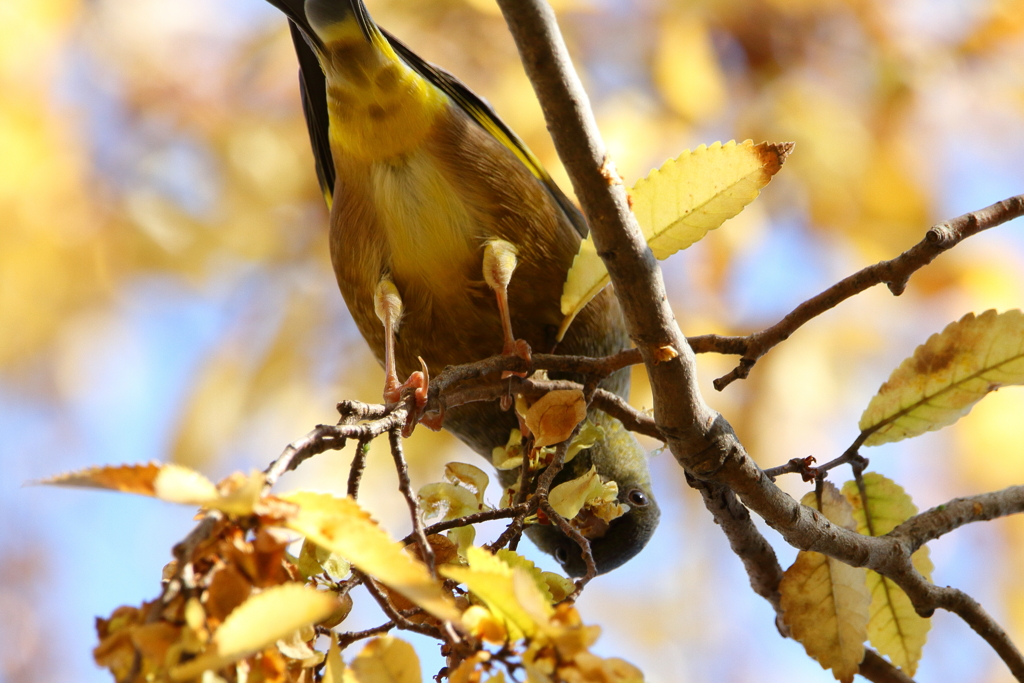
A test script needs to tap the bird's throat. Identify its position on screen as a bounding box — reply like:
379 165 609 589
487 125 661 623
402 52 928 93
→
322 36 447 161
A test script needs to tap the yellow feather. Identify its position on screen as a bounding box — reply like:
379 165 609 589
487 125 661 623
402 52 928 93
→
317 19 447 161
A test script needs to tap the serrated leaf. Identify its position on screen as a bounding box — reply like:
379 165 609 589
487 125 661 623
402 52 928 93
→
780 484 870 683
280 492 460 623
35 463 268 516
348 636 421 683
842 474 932 675
36 462 212 499
169 584 337 680
558 140 791 338
859 309 1024 446
439 547 546 640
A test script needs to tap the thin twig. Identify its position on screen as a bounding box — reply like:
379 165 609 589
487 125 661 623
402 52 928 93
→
263 402 407 492
347 439 371 499
336 621 397 649
388 429 435 575
712 195 1024 390
403 504 532 545
358 571 446 641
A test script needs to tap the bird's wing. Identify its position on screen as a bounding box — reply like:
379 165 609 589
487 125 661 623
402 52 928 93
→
288 20 336 209
383 30 590 240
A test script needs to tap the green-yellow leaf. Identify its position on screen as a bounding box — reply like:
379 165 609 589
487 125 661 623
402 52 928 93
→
780 484 870 683
170 583 338 680
322 633 348 683
445 462 489 505
859 309 1024 446
348 636 421 683
558 139 791 339
548 466 617 521
280 492 460 623
842 474 932 676
440 546 546 641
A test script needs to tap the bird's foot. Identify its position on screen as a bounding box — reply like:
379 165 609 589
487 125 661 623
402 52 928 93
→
499 338 531 411
391 358 435 438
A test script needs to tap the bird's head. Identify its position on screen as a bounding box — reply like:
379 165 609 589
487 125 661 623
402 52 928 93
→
526 411 660 577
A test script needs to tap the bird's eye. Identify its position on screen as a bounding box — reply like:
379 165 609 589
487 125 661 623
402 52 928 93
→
554 547 569 565
626 488 649 507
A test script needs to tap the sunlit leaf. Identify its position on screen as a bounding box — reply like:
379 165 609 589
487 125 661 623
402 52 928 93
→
859 309 1024 446
558 140 791 338
548 466 616 521
37 462 216 504
522 389 587 448
780 484 870 682
440 547 545 641
280 492 461 623
842 474 932 675
349 636 421 683
169 583 337 680
445 462 490 504
322 633 348 683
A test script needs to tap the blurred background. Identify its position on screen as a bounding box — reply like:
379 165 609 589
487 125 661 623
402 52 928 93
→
3 0 1024 680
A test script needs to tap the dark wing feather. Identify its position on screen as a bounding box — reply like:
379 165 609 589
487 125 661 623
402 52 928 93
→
383 30 590 240
288 21 335 207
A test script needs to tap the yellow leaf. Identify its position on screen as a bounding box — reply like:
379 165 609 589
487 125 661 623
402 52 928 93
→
419 482 480 521
558 140 791 338
349 636 421 683
280 492 461 623
523 389 587 448
35 463 270 516
842 474 932 675
492 429 525 470
298 537 352 582
780 484 870 683
37 462 217 503
169 584 337 680
494 549 559 604
440 547 543 641
445 462 490 505
859 309 1024 446
322 633 347 683
208 470 266 517
548 466 616 521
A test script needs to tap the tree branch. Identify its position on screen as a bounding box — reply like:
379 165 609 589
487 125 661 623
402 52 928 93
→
711 194 1024 390
890 485 1024 552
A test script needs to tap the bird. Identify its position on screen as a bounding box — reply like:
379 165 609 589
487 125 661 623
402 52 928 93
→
261 0 660 577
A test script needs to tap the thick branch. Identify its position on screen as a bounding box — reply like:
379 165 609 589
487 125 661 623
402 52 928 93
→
890 485 1024 552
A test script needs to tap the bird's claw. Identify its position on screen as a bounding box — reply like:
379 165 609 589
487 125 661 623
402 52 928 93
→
501 338 532 379
395 358 441 437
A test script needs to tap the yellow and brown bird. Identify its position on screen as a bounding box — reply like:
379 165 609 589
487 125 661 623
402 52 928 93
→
263 0 659 576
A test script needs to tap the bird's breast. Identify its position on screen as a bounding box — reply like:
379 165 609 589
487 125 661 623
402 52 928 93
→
369 149 481 297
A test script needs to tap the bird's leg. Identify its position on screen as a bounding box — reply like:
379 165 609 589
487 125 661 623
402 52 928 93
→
374 277 429 407
483 241 532 410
